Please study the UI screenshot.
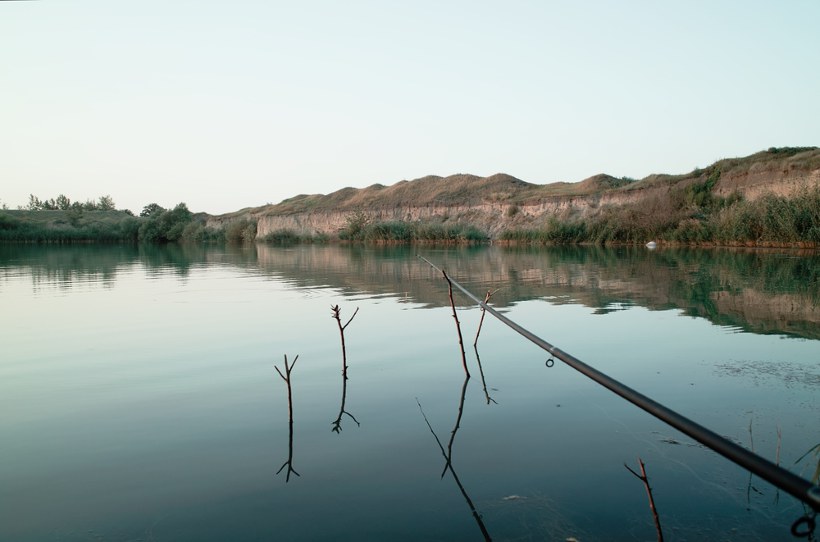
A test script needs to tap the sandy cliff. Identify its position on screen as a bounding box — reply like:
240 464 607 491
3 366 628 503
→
205 148 820 239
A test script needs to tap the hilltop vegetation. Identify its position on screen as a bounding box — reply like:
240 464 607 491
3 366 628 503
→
238 146 819 247
0 197 254 244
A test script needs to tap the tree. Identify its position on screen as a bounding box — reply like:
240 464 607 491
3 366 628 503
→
137 202 194 243
97 195 116 211
27 194 42 211
56 194 71 210
140 203 165 217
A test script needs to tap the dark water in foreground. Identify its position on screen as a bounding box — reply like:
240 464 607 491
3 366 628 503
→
1 244 818 541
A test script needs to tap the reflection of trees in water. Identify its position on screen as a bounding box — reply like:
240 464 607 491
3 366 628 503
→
1 244 140 290
4 243 816 338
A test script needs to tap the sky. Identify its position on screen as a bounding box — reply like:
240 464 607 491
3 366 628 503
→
2 1 819 215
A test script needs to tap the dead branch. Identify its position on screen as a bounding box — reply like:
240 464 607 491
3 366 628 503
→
330 305 360 432
442 270 470 377
331 304 358 380
275 354 300 482
473 289 499 347
624 457 663 542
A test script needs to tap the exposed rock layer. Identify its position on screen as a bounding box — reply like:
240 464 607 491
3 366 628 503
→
205 148 820 239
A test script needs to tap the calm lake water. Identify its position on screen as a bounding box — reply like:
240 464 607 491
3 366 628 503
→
1 243 818 541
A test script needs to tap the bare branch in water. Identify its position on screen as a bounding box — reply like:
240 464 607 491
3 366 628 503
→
442 270 470 377
624 458 663 542
274 354 300 482
473 289 500 347
331 305 360 432
331 304 359 379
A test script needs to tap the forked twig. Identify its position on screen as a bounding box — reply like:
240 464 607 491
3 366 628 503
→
275 354 300 482
331 304 359 380
625 458 663 542
330 305 360 432
473 289 500 347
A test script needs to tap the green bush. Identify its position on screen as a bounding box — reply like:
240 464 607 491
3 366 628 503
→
225 219 257 244
137 203 194 243
262 229 301 244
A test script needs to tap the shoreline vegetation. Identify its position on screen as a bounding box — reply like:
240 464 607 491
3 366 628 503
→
2 147 819 248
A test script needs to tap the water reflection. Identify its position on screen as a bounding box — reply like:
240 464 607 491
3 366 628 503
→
473 345 498 405
1 243 817 339
417 376 492 542
264 244 820 339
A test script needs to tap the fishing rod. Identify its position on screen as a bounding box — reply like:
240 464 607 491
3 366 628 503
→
419 256 820 515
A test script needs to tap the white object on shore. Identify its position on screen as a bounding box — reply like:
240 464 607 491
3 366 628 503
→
646 241 657 249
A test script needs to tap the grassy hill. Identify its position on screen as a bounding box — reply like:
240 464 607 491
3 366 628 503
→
253 146 819 216
5 147 819 246
222 146 819 246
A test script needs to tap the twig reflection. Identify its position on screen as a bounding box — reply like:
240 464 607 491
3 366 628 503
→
441 376 470 478
275 354 300 482
331 365 360 433
473 345 497 405
417 378 492 542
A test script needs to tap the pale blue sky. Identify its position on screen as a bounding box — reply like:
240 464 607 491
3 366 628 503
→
2 1 818 214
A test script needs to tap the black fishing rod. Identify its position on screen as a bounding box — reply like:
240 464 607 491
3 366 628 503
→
419 256 820 514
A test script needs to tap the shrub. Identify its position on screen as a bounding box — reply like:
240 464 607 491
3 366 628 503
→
262 229 301 244
225 219 257 244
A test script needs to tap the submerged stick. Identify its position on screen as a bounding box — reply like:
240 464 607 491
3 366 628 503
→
418 255 820 512
473 289 499 347
625 458 664 542
330 305 360 433
331 304 359 380
275 354 300 482
442 270 470 377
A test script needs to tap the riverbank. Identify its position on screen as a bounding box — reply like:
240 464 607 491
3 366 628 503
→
4 147 818 247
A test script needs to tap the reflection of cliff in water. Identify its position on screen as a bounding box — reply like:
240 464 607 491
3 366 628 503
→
253 244 819 340
2 243 817 340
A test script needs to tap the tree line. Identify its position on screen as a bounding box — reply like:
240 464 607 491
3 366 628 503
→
0 195 220 244
25 194 120 212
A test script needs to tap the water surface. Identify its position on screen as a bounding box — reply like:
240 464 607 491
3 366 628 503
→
1 244 818 541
